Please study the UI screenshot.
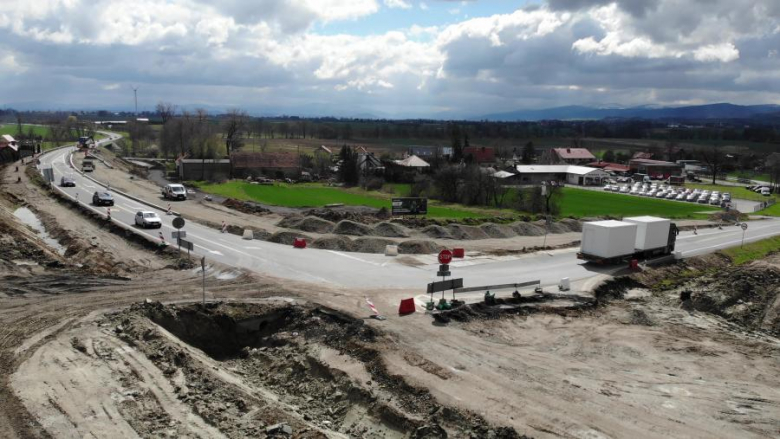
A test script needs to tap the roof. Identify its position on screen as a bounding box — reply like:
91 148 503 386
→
0 134 18 151
514 165 608 176
464 146 496 163
2 134 16 142
493 170 515 179
630 158 681 166
395 155 430 168
317 145 332 154
586 220 636 228
632 152 654 160
553 148 595 160
586 161 630 172
179 159 230 164
232 152 299 169
624 216 669 223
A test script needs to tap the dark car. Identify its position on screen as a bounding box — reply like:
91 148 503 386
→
93 191 114 206
60 176 76 187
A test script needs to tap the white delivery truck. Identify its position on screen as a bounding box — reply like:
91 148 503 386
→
577 216 678 264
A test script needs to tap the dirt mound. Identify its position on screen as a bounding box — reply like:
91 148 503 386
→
268 231 311 245
421 225 452 239
353 237 396 253
311 236 355 251
447 224 489 240
558 218 582 232
293 216 335 234
333 220 372 236
399 240 445 254
276 215 304 228
304 208 380 224
710 210 745 222
509 221 546 236
480 223 516 239
222 198 270 215
372 221 409 238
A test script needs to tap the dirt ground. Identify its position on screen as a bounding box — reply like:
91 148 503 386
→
4 157 780 438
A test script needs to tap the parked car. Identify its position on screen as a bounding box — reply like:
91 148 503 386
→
92 191 114 206
134 211 162 228
676 193 687 201
761 187 772 196
710 197 721 205
620 186 630 193
603 184 612 191
697 196 710 204
60 176 76 187
686 193 699 202
162 183 187 200
723 193 731 201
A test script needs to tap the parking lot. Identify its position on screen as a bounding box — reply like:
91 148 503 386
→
594 181 764 213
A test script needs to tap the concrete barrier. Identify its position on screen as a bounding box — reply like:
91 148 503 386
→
242 229 253 240
384 245 398 256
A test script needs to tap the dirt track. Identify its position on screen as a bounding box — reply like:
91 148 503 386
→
3 157 780 438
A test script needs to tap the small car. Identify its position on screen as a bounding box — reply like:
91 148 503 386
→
620 186 630 193
697 196 710 204
676 193 687 201
710 197 721 205
603 184 612 191
723 193 731 201
93 191 114 206
162 184 187 200
60 176 76 187
134 211 162 228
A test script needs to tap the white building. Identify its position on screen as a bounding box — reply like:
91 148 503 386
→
513 165 610 186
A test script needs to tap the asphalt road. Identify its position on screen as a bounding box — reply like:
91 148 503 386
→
40 143 780 295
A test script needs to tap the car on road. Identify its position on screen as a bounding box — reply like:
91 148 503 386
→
134 211 162 228
60 176 76 187
92 191 114 206
162 183 187 200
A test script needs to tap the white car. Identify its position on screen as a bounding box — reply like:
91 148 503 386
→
620 186 630 193
676 193 687 201
135 211 162 229
603 184 612 191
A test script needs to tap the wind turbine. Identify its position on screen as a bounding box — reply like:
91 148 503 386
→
132 86 138 115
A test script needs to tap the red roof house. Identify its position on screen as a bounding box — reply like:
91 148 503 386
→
544 147 596 165
463 146 495 164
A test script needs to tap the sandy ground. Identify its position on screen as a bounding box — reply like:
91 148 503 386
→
4 157 780 438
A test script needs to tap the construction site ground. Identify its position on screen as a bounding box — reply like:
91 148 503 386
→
2 158 780 438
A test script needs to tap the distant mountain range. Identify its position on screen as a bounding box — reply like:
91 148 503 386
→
478 103 780 122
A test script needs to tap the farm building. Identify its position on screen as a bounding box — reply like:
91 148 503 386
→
463 146 495 164
0 134 19 163
586 161 630 174
177 159 231 181
394 155 430 168
512 165 609 186
542 147 596 165
232 151 300 179
629 159 683 178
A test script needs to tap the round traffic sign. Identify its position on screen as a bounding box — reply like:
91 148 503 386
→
741 223 748 231
172 217 185 230
438 249 453 265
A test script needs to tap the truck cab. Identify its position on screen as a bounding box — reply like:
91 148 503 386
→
82 160 94 172
162 183 187 200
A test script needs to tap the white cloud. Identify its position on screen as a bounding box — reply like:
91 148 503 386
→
420 2 428 11
102 83 120 90
693 43 740 63
384 0 412 9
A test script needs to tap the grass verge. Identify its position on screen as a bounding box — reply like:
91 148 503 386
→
721 235 780 265
557 187 717 219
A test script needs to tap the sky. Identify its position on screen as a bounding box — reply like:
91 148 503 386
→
0 0 779 118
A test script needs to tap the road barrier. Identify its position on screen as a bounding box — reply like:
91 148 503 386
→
384 245 398 256
293 238 307 248
453 248 465 258
398 298 416 315
453 280 540 295
242 229 253 240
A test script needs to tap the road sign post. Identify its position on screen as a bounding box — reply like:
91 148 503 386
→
201 256 206 304
741 222 748 247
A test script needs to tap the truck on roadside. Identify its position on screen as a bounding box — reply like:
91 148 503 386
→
577 216 679 264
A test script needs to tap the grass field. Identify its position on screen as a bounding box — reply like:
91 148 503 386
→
722 235 780 265
192 181 502 219
728 171 771 182
0 124 51 138
557 187 717 219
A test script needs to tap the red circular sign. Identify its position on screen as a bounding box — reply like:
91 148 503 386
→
438 249 453 265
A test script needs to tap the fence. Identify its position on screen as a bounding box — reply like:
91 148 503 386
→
753 198 776 213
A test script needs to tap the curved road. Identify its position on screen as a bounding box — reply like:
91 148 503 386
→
39 142 780 295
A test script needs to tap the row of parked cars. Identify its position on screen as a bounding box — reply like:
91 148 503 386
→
604 182 732 206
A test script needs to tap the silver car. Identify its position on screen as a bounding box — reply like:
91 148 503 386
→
134 211 162 229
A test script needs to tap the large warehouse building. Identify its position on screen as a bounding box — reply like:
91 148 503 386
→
512 165 610 186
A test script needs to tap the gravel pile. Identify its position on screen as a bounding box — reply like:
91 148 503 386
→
421 225 452 239
399 240 445 254
372 222 409 238
294 216 335 234
333 220 373 236
480 223 516 239
509 222 546 236
447 224 489 240
268 231 311 245
353 237 396 253
311 236 355 251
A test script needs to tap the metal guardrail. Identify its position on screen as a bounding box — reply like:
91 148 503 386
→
454 280 540 294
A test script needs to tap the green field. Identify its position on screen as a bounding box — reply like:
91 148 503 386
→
757 203 780 217
557 187 717 219
192 181 501 219
722 235 780 265
0 124 51 138
728 171 771 182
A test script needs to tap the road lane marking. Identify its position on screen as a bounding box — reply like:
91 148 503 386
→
326 250 384 267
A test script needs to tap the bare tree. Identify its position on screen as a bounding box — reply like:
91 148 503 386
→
156 102 177 125
222 109 247 156
698 145 726 185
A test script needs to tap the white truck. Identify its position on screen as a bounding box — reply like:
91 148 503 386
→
577 216 678 264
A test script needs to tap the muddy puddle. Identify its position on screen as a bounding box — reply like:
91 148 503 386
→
104 301 524 438
13 206 66 256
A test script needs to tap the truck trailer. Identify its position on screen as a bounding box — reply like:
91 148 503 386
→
577 216 678 264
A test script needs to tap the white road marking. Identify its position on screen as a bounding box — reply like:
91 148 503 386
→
326 250 384 267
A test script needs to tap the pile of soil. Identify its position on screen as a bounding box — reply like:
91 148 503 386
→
268 231 312 245
480 223 516 239
446 224 489 240
294 216 335 234
399 240 445 254
311 236 355 251
509 222 546 236
106 301 525 438
304 208 381 224
333 220 372 236
421 225 452 239
276 215 304 229
372 222 409 238
353 237 395 253
222 198 270 216
558 218 583 232
710 210 745 223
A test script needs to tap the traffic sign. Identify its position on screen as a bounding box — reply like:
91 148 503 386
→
437 263 450 277
438 249 452 265
172 230 187 239
172 217 185 229
741 223 748 231
177 238 194 251
427 278 463 294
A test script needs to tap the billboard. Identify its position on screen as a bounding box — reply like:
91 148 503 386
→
392 197 428 216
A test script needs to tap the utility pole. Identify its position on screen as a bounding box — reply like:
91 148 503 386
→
201 256 206 304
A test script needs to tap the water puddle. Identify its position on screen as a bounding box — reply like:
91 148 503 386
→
13 207 67 256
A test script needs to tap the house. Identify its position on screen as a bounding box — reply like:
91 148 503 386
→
407 146 453 159
357 152 384 175
542 148 596 165
315 145 332 156
513 165 609 186
629 159 683 178
394 155 430 168
632 151 654 160
463 146 495 164
0 134 18 152
586 161 630 174
178 159 231 181
232 151 300 179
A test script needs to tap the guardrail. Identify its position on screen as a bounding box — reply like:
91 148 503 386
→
454 280 541 294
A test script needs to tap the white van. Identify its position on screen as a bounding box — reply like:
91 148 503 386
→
162 183 187 200
761 187 771 196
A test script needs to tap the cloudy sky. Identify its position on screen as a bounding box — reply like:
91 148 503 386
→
1 0 779 118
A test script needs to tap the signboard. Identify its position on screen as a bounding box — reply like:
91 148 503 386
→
391 197 427 216
438 250 452 265
437 264 451 277
741 223 748 231
172 231 187 239
172 217 185 229
42 167 55 183
177 238 194 251
426 278 463 294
